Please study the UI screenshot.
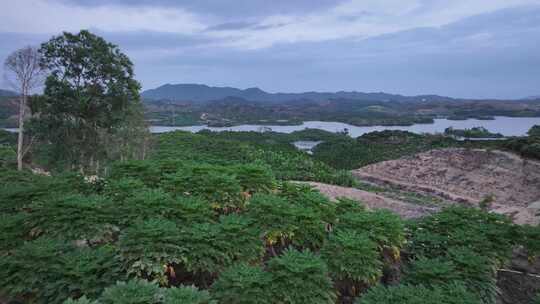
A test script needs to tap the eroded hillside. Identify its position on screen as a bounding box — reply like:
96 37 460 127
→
353 148 540 225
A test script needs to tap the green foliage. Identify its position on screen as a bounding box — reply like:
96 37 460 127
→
404 249 497 304
63 296 98 304
337 208 405 250
163 285 216 304
0 213 27 252
356 283 480 304
108 161 161 187
518 224 540 257
313 131 459 170
175 216 263 279
211 264 273 304
26 194 115 241
118 218 183 284
321 230 382 284
31 30 147 173
267 249 336 304
246 193 327 250
100 280 161 304
0 239 124 304
161 164 244 212
407 206 516 264
0 145 16 169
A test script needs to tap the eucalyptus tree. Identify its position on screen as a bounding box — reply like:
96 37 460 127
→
3 46 45 170
30 30 149 173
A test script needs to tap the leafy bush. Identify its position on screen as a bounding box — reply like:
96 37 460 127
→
215 214 264 264
267 249 336 304
246 193 327 251
404 248 497 304
0 239 124 304
356 283 480 304
518 224 540 257
0 213 27 252
63 296 98 304
211 264 272 304
112 188 215 226
100 280 161 304
163 285 216 304
118 218 183 284
230 164 276 194
108 160 161 187
161 164 244 212
407 206 516 264
26 194 115 241
321 230 382 284
337 208 405 251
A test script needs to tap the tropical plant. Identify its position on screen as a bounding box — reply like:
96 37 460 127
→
355 283 480 304
100 280 161 304
118 218 183 285
0 239 124 304
211 264 272 304
266 249 336 304
162 285 216 304
321 230 382 284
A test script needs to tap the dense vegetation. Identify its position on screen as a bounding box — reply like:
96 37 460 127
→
2 29 540 304
444 127 503 139
2 127 540 303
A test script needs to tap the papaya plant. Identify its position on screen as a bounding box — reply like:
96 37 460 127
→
267 248 336 304
118 218 183 285
100 280 161 304
321 229 383 295
211 264 272 304
356 283 480 304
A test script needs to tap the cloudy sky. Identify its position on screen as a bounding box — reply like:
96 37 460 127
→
1 0 540 99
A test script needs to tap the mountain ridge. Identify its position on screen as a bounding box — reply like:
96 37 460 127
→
141 83 457 103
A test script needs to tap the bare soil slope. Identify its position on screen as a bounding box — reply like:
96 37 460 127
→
353 148 540 224
302 182 436 219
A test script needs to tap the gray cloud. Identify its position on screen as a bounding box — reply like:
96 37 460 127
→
1 2 539 99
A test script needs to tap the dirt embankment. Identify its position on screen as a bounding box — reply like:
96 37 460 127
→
353 148 540 225
302 182 436 219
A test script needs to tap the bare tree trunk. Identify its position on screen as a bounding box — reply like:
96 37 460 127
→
17 94 26 171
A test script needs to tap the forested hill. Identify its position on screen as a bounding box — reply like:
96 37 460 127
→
141 83 456 103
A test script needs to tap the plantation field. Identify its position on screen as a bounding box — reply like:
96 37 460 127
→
1 129 540 304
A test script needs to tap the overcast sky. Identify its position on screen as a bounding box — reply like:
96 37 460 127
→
1 0 540 99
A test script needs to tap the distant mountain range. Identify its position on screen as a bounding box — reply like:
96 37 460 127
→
0 89 17 97
141 83 457 103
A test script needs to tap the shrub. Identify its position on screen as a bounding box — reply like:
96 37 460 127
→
108 160 161 187
321 230 382 285
211 264 272 304
25 194 115 241
518 224 540 258
407 206 516 265
118 218 183 284
216 214 264 264
112 188 215 226
63 296 98 304
161 164 244 212
356 283 480 304
0 239 124 304
163 285 216 304
337 208 405 252
231 164 276 194
100 280 161 304
404 248 497 304
267 249 336 304
0 213 27 252
246 193 327 251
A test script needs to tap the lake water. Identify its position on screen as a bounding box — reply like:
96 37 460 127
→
149 116 540 138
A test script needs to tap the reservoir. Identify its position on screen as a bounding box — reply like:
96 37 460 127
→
149 116 540 138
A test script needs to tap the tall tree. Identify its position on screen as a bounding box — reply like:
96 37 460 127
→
30 30 149 173
3 46 45 171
